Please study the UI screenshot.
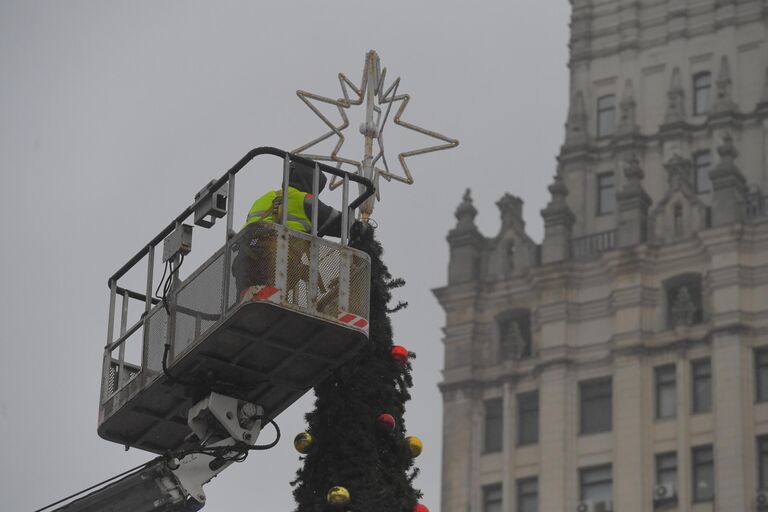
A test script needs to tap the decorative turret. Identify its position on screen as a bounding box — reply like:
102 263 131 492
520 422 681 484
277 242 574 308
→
663 67 686 125
712 56 736 115
564 90 589 147
447 189 485 284
616 79 639 136
451 188 479 234
541 174 575 263
616 156 652 247
709 134 747 226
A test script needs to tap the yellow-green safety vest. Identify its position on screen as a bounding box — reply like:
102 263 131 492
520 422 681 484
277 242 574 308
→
244 187 313 232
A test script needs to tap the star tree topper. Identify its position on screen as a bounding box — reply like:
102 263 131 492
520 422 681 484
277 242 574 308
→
293 50 458 219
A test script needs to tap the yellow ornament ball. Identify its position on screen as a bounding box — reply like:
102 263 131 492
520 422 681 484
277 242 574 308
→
326 486 351 506
293 432 314 454
406 436 423 457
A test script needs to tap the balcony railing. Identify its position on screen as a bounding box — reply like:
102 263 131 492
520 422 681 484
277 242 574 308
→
571 229 617 259
745 193 768 221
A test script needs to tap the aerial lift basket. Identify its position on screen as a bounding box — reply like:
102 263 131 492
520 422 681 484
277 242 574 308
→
97 147 374 455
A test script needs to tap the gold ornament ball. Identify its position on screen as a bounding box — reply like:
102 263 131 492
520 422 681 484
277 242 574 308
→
293 432 314 454
406 436 423 457
326 486 351 506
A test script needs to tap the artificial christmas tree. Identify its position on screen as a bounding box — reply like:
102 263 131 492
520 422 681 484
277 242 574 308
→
291 225 422 512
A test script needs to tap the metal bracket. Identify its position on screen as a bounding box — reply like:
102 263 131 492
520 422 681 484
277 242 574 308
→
172 392 263 505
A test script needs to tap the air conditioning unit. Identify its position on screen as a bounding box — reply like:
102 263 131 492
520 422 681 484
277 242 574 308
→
757 490 768 510
653 483 677 502
577 501 612 512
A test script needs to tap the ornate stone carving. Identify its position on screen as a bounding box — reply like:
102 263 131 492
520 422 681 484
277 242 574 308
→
649 155 708 244
670 285 696 328
487 193 537 277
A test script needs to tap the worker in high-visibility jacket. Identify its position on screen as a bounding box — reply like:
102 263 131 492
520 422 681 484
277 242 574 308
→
232 160 343 298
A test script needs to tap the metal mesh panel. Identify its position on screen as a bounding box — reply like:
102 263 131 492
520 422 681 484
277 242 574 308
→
315 242 341 317
173 252 224 358
285 232 313 309
106 360 140 396
229 224 278 308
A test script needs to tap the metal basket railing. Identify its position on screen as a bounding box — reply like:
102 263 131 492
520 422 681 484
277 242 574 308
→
99 148 374 407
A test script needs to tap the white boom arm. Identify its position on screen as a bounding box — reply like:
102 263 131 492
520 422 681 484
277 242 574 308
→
51 392 265 512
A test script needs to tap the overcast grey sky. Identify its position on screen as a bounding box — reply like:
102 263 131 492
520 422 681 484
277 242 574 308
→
0 2 569 511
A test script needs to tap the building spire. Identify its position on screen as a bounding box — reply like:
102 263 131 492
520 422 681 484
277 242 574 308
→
664 67 686 124
565 90 589 146
713 56 736 114
617 79 638 135
453 188 478 233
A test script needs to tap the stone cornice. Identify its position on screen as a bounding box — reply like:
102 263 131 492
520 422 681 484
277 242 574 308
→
568 0 765 65
438 321 768 394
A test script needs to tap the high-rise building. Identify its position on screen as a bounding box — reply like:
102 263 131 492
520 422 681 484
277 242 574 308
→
434 1 768 511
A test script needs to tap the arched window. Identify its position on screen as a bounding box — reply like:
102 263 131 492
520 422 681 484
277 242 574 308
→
497 309 532 360
597 95 616 138
693 72 711 116
664 273 704 328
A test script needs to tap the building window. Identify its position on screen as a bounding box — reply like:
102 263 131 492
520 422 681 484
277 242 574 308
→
691 359 712 414
656 452 678 486
665 273 704 329
693 72 711 116
580 465 613 502
483 398 503 453
597 95 616 138
692 445 714 502
756 348 768 403
497 310 532 361
758 436 768 490
655 364 677 420
694 151 712 194
517 391 539 446
517 477 538 512
597 172 615 215
482 483 503 512
580 377 612 434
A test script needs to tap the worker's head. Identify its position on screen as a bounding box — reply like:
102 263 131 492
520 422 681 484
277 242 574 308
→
289 160 328 193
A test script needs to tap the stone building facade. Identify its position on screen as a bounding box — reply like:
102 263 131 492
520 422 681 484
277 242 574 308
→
434 1 768 511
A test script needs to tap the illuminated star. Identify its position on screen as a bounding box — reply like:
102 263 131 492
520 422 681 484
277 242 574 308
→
293 50 458 217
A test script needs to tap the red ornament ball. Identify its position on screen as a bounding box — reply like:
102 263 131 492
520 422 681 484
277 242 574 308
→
390 345 409 364
414 504 429 512
376 413 396 431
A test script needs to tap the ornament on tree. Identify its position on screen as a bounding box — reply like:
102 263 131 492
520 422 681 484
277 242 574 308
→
414 504 429 512
326 486 351 507
376 413 396 431
293 432 314 454
405 436 423 457
390 345 409 365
